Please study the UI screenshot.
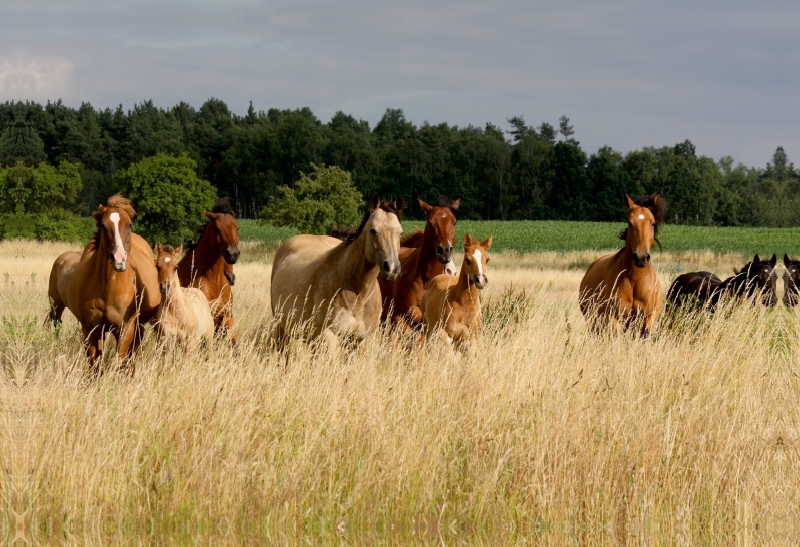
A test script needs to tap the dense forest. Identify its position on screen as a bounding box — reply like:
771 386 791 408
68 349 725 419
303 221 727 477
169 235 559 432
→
0 98 798 225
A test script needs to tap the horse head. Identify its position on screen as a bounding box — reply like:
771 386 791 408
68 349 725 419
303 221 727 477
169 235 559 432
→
742 254 777 306
461 232 493 289
92 194 135 272
203 198 240 264
621 193 664 269
363 193 404 281
155 242 182 297
784 254 800 306
419 197 460 264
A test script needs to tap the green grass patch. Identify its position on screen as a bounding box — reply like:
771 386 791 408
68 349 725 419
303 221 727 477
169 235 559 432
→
240 219 800 256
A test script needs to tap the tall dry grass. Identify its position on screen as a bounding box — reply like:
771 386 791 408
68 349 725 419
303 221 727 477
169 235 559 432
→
0 241 797 545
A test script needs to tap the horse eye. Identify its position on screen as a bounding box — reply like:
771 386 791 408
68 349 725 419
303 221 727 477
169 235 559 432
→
370 228 377 235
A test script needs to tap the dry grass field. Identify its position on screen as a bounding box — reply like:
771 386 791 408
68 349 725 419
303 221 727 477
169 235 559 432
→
0 240 797 545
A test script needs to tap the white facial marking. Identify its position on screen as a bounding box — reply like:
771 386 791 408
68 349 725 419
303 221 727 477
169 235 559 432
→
109 212 124 254
637 214 645 220
164 257 171 263
473 248 483 276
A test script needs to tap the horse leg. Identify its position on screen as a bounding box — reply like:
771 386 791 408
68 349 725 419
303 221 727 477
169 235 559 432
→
48 296 65 330
406 306 424 328
116 318 140 375
85 327 104 377
224 311 237 345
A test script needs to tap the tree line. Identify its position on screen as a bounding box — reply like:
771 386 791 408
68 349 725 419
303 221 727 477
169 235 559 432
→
1 98 798 226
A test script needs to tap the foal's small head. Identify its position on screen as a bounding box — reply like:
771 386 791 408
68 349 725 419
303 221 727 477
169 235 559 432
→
155 243 182 297
363 194 404 281
621 193 663 269
204 197 240 264
92 194 135 272
462 232 493 289
784 254 800 306
419 196 460 264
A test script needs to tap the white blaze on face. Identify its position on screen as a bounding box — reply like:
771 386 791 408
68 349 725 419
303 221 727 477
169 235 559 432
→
473 248 483 277
164 257 171 263
109 212 127 264
638 214 645 220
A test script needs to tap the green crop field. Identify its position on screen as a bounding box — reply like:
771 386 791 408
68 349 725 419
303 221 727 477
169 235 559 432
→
239 219 800 257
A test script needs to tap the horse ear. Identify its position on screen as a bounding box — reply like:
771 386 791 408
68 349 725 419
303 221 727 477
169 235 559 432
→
653 194 661 205
92 205 106 223
481 234 493 250
462 232 471 249
204 210 216 220
753 254 760 264
769 254 777 265
451 199 461 211
623 193 636 210
785 254 791 265
176 244 183 256
369 194 380 211
155 242 162 254
394 195 404 211
419 199 433 213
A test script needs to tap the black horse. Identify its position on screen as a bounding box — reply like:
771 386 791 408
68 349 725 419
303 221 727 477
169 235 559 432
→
667 254 778 310
783 254 800 306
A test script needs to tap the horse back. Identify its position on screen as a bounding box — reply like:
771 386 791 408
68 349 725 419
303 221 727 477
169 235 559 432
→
48 251 82 309
667 271 721 303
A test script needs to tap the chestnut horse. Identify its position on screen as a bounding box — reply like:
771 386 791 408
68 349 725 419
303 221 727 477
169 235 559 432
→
579 194 665 336
177 197 240 342
271 194 403 347
48 195 160 373
422 232 492 357
667 254 778 310
378 197 459 331
784 255 800 306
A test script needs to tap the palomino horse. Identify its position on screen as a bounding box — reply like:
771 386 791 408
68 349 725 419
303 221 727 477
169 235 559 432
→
667 254 778 310
271 194 403 347
579 194 665 336
422 232 492 357
784 255 800 306
177 197 240 343
48 195 160 373
155 243 215 351
378 197 459 331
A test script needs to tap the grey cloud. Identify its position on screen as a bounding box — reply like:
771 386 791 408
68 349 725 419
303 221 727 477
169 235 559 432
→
1 0 799 165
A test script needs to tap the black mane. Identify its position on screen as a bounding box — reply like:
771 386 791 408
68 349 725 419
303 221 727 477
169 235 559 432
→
436 196 459 213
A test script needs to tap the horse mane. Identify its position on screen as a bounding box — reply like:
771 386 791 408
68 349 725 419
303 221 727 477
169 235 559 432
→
436 196 459 213
618 194 668 250
160 244 176 255
400 231 424 247
87 194 136 251
330 226 358 242
185 196 232 252
350 199 403 242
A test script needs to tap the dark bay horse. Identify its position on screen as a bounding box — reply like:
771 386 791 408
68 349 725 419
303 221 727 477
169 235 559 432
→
579 194 666 336
378 197 459 331
667 254 778 310
48 195 160 373
271 194 403 347
177 197 240 342
784 255 800 306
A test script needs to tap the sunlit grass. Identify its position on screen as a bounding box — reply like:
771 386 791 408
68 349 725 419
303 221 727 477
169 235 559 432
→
0 240 796 544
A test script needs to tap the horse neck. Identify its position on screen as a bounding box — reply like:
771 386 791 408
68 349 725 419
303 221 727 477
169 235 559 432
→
417 226 442 279
161 272 188 317
454 262 479 304
723 269 753 296
190 228 224 275
341 232 379 294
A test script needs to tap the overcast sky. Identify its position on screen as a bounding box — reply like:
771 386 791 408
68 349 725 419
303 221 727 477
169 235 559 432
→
1 0 798 166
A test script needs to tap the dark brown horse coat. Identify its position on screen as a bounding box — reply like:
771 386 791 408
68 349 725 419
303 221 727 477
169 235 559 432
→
783 255 800 306
177 197 240 342
48 195 160 372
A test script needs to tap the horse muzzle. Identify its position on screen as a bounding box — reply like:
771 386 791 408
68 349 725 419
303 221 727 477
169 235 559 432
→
436 244 454 264
110 247 128 272
223 247 240 265
381 259 401 281
160 282 171 296
632 252 650 268
474 275 487 289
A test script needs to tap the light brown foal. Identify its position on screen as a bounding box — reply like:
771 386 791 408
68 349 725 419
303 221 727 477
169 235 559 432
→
421 232 492 357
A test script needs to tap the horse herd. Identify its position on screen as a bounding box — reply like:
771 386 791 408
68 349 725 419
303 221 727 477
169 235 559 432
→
45 192 796 374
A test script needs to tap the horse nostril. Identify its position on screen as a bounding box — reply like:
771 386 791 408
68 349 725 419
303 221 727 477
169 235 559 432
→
645 254 651 263
437 246 444 255
382 260 391 272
